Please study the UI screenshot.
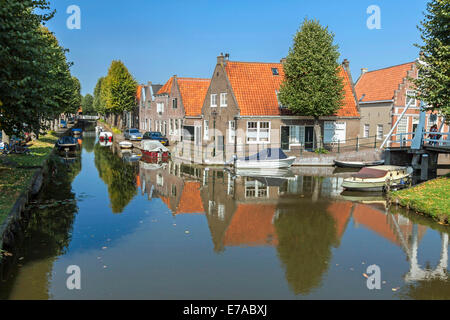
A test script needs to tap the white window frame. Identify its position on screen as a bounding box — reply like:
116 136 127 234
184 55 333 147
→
377 124 383 140
210 94 217 107
289 125 305 147
157 102 164 114
324 121 346 143
228 120 236 142
246 121 271 144
204 120 209 140
406 90 417 107
364 124 370 138
220 93 227 107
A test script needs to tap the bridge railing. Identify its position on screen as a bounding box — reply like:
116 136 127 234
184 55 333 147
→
387 132 415 148
78 115 99 120
423 131 450 147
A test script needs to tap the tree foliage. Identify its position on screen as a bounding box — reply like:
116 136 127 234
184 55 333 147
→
93 77 106 114
414 0 450 120
101 60 138 114
81 93 95 115
0 0 80 136
279 19 344 145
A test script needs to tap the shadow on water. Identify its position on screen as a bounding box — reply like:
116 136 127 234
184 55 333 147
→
0 150 82 299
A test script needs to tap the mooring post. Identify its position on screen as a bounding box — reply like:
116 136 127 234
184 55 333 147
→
420 153 429 181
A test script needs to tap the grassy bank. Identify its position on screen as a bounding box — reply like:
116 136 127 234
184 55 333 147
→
389 174 450 224
0 132 58 222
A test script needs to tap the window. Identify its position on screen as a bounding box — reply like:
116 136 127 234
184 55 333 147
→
427 113 438 131
377 125 383 140
397 117 408 134
220 93 227 107
406 90 417 107
211 94 217 107
246 121 270 143
324 121 346 143
204 120 209 140
182 125 195 141
289 125 305 145
228 120 236 142
157 102 164 114
172 98 177 109
218 204 225 221
169 119 173 135
245 178 268 198
364 124 370 138
272 68 279 76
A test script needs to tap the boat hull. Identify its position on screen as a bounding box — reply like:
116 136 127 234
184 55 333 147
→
334 159 385 168
342 166 411 192
234 156 296 169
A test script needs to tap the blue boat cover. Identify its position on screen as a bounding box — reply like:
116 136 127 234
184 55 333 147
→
72 128 82 132
239 148 288 161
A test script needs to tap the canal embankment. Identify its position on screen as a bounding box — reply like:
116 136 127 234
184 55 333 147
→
389 173 450 225
0 128 70 252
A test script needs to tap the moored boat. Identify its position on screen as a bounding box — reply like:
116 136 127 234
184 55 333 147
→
72 128 82 136
230 148 296 169
333 159 385 168
56 136 79 152
99 131 113 143
341 165 412 192
119 141 133 149
139 140 170 162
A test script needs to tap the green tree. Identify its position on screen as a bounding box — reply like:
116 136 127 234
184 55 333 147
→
414 0 450 120
279 19 344 147
101 60 137 126
93 77 106 114
81 93 95 115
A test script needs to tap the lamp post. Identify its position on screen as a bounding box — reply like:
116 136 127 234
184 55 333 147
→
212 109 218 157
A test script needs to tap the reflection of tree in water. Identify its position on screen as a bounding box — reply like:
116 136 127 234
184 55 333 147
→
94 143 138 213
399 278 450 300
82 135 95 153
0 153 81 299
274 201 337 295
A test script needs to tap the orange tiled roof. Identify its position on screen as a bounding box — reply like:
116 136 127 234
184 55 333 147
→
326 201 353 239
176 181 204 214
157 77 174 95
224 61 359 117
355 62 414 102
223 204 278 247
177 78 211 117
136 85 142 102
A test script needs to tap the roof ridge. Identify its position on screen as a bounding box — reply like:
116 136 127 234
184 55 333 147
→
226 60 282 65
177 77 210 81
363 61 415 74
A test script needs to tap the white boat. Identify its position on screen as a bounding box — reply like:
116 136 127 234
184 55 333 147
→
341 165 412 192
231 148 296 169
99 131 113 143
119 141 133 149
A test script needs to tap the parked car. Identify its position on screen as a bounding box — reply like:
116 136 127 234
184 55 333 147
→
143 131 169 146
60 120 67 128
124 128 143 141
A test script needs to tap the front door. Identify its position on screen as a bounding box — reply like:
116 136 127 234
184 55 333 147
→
305 127 314 150
281 126 290 150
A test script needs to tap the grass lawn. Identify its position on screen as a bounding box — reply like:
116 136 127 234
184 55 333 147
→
389 174 450 224
0 133 58 221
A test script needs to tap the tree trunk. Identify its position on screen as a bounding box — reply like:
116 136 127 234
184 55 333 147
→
313 117 322 150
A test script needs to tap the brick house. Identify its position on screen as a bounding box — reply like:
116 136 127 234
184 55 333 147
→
138 82 163 132
148 76 210 146
355 61 449 147
196 54 360 164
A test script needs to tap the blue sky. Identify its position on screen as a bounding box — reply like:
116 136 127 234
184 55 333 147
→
44 0 428 95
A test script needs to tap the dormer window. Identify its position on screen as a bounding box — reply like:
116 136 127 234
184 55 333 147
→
272 68 279 76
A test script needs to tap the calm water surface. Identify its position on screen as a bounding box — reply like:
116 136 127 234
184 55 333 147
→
0 132 449 299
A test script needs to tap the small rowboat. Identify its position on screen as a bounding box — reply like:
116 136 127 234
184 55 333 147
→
230 148 296 169
119 141 133 149
333 159 385 168
341 165 412 192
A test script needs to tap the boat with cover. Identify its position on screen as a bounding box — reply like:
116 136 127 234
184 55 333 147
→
333 159 385 168
99 131 113 143
119 141 133 149
341 165 412 192
56 136 79 152
230 148 296 169
139 140 170 162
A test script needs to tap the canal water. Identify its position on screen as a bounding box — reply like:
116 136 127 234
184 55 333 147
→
0 131 449 299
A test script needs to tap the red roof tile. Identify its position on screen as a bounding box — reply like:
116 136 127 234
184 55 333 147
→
157 77 174 95
355 62 414 102
224 61 359 117
177 78 210 117
176 181 204 214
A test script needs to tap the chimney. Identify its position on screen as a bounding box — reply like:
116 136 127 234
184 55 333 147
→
342 59 350 73
280 57 287 65
361 68 368 76
217 53 225 65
